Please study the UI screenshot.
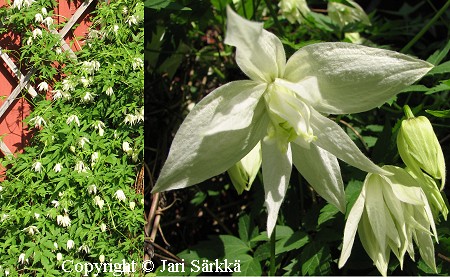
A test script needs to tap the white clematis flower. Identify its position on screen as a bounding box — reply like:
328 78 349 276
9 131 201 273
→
339 166 438 276
152 7 433 237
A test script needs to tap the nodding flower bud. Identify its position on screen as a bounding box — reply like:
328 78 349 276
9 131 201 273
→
397 105 446 190
227 143 262 194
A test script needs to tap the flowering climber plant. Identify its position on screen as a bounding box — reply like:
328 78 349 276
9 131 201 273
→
153 6 433 237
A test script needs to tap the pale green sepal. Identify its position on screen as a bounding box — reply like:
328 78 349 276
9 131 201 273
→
397 115 446 189
153 81 269 192
228 142 262 194
204 82 267 135
338 183 366 268
262 138 292 237
365 174 388 251
225 6 285 82
381 166 424 205
415 212 438 273
309 108 389 175
291 143 346 213
284 42 433 114
328 0 371 28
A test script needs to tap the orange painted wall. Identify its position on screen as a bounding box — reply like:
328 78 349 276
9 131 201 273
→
0 1 93 170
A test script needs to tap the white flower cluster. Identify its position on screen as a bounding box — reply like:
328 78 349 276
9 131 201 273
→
56 214 71 227
132 57 143 70
92 121 105 136
29 116 47 128
81 60 100 75
34 8 53 28
123 107 144 125
12 0 35 10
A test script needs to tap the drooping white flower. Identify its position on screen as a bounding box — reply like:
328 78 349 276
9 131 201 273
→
51 200 59 208
43 16 53 28
129 201 136 210
34 213 40 219
74 161 87 173
152 7 433 237
62 78 75 92
114 190 126 202
35 13 43 23
105 87 114 96
54 242 58 249
53 163 62 173
78 244 90 254
81 61 100 74
23 225 39 236
18 253 28 264
100 223 107 232
339 166 438 276
37 81 49 92
93 196 105 210
88 184 97 195
56 214 71 227
41 7 47 15
55 47 62 55
132 57 143 70
82 91 94 102
91 152 99 166
279 0 311 24
66 115 80 126
32 28 42 39
126 15 138 26
113 24 119 33
124 114 137 125
32 161 42 172
29 116 47 128
78 137 89 148
122 142 132 154
328 0 371 28
56 253 62 261
12 0 34 10
66 239 75 250
99 254 105 263
92 121 105 136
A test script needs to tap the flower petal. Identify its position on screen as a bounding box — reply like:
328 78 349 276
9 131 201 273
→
291 143 345 213
284 42 433 114
262 138 292 237
153 81 269 192
309 109 388 175
225 6 285 82
365 174 388 252
338 182 366 268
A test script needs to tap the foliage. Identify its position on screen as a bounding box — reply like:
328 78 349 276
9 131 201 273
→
0 0 144 276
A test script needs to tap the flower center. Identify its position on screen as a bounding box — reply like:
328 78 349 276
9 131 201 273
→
263 83 316 150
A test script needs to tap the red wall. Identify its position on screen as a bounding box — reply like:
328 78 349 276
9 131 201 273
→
0 1 93 172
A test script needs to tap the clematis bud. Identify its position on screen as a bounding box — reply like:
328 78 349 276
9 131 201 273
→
397 106 446 189
227 143 262 194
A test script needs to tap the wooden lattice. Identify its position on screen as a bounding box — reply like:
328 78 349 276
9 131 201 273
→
0 0 94 156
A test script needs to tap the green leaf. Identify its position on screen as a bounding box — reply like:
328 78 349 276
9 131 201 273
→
275 231 309 255
425 82 450 95
427 40 450 65
238 215 251 242
300 242 331 275
232 254 262 276
427 61 450 75
426 109 450 118
318 204 339 226
220 235 251 259
251 225 293 242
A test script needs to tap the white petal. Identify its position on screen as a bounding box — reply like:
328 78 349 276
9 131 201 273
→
262 138 292 237
365 174 387 251
205 82 267 134
225 6 285 82
309 108 388 175
338 183 366 268
291 143 345 213
153 81 269 192
382 166 424 205
284 42 433 114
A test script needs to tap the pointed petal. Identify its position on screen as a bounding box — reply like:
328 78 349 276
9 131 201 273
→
153 81 269 192
291 143 346 213
339 183 366 268
365 174 387 251
382 166 424 205
225 6 285 82
284 42 433 114
262 139 292 237
309 109 388 175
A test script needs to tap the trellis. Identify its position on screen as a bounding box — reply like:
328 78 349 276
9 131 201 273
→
0 0 94 156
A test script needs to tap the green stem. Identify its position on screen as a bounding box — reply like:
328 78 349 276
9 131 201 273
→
269 227 276 276
403 105 415 119
401 0 450 53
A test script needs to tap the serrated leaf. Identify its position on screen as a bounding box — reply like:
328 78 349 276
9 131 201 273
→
426 109 450 118
275 231 309 254
427 40 450 65
232 254 262 276
427 61 450 75
318 204 339 226
400 84 429 93
300 242 331 276
425 82 450 95
220 235 251 259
